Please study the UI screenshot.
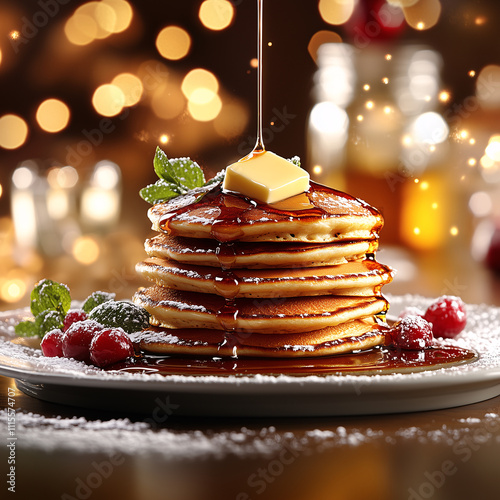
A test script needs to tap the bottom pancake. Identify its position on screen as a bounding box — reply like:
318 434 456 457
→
129 317 388 358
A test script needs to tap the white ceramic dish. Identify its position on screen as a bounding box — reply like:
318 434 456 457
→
1 295 499 417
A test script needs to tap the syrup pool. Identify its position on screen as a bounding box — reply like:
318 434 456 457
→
110 345 477 377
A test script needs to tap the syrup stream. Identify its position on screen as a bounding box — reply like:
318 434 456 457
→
254 0 265 153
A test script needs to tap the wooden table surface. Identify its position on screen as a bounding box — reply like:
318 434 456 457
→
1 246 500 500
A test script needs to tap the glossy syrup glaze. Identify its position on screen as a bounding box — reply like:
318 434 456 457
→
158 181 383 243
110 345 478 377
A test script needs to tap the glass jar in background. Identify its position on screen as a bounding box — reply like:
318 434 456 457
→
307 42 454 250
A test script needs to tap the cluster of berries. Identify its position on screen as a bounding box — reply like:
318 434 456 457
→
389 295 467 350
41 310 135 367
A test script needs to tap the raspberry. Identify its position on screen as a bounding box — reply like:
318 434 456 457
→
390 315 434 350
63 309 88 332
40 329 64 357
423 295 467 338
62 320 103 363
89 328 134 367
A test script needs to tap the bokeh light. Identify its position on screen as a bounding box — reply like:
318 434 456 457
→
0 277 27 304
36 99 71 133
188 93 222 121
307 31 342 63
102 0 133 33
72 236 100 265
318 0 355 26
47 166 79 189
476 65 500 108
485 135 500 162
156 26 191 60
199 0 234 31
0 114 28 149
411 112 449 144
181 68 219 100
403 0 441 30
65 8 98 45
92 84 125 116
111 73 143 106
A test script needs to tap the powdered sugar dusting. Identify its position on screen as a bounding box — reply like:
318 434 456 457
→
0 408 498 457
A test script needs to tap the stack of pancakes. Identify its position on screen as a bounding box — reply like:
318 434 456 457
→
133 180 394 357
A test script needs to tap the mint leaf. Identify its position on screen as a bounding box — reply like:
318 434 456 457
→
167 157 205 190
288 156 301 168
141 147 208 205
140 179 182 204
35 310 64 337
15 320 39 337
82 291 116 314
153 147 205 190
30 279 71 317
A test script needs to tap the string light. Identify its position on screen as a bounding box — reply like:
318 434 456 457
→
156 26 191 60
438 91 450 102
36 99 71 133
318 0 355 26
199 0 234 31
92 84 125 116
0 114 28 150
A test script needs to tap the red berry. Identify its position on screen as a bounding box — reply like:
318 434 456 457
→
423 295 467 338
485 226 500 273
390 315 434 350
89 328 134 367
62 320 103 363
41 329 64 357
63 309 88 332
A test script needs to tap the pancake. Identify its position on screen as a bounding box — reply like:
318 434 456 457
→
130 317 388 357
136 257 395 298
133 286 389 334
148 180 383 243
145 234 379 268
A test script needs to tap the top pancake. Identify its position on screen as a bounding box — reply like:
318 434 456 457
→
148 180 383 243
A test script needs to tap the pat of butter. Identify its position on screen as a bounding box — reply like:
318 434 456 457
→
223 151 310 204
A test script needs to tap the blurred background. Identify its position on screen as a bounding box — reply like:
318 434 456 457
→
0 0 500 310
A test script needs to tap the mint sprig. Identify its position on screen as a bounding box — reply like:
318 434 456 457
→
140 147 212 205
14 280 138 339
16 279 70 338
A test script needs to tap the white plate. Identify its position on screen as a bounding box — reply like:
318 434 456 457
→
1 295 500 417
